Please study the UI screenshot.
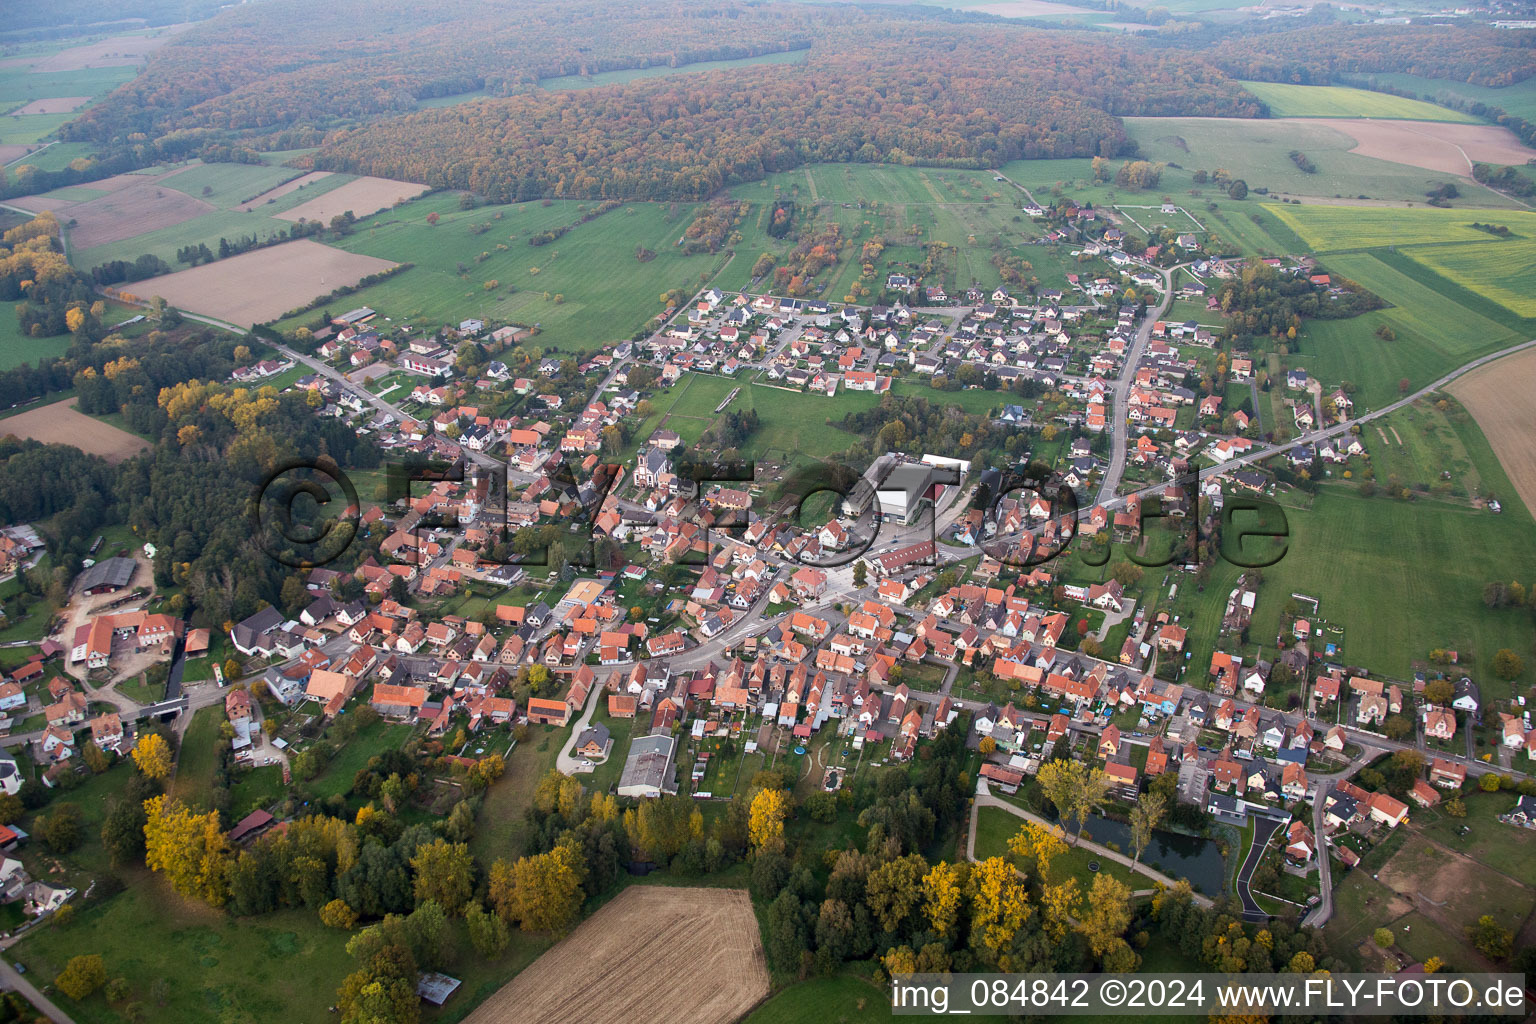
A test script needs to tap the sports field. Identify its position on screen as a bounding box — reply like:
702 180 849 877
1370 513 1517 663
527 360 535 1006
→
1239 81 1478 122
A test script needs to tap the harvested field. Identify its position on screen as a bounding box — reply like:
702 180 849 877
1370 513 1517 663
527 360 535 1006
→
0 144 31 165
8 97 91 116
1296 118 1536 175
24 31 186 73
0 398 147 462
1448 345 1536 519
461 886 768 1024
275 175 430 223
62 182 212 249
127 239 398 326
5 193 71 213
237 170 334 211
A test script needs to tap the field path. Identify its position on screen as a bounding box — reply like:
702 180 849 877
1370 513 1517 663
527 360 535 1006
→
803 168 819 202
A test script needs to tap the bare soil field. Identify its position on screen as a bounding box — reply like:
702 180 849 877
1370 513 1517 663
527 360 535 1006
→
0 398 147 463
127 239 398 326
24 30 188 73
275 175 430 223
1290 118 1536 175
9 97 91 116
0 144 31 165
1448 345 1536 519
462 887 768 1024
237 171 334 211
5 194 72 213
63 182 212 249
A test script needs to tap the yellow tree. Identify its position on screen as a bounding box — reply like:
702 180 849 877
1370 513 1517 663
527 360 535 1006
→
749 788 788 854
1040 878 1082 941
865 854 926 934
921 861 963 938
968 856 1031 960
1078 873 1133 957
883 945 917 976
65 307 86 333
1007 821 1068 883
1036 759 1109 847
142 796 231 906
503 844 585 936
131 733 172 779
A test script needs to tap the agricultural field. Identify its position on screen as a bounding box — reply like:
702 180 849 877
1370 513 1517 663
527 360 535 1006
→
462 886 768 1024
275 192 722 352
126 239 399 326
1266 203 1536 252
1238 483 1536 692
1122 119 1518 207
1356 73 1536 123
274 175 431 224
1448 345 1536 520
160 163 317 211
1238 82 1479 122
1404 236 1536 318
539 48 809 91
1312 119 1536 177
0 397 149 461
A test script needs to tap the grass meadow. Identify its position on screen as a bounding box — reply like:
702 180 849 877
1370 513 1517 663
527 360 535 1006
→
1238 81 1480 122
276 192 721 352
1353 73 1536 122
1405 236 1536 317
1265 203 1536 251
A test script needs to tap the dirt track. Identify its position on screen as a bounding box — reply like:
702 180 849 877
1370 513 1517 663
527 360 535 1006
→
461 887 768 1024
1448 345 1536 519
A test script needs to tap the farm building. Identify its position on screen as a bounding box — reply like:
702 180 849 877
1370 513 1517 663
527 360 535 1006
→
77 557 136 595
617 733 677 799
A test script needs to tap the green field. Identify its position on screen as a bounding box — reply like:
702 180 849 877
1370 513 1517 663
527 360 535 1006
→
172 706 225 811
1123 119 1517 208
1266 203 1536 252
1405 236 1536 318
540 48 809 91
72 166 361 270
0 302 74 369
276 192 721 352
161 162 319 210
12 879 355 1024
1343 73 1536 123
1240 81 1480 123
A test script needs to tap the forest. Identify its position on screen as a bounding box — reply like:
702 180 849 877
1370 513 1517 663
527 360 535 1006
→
1207 23 1536 88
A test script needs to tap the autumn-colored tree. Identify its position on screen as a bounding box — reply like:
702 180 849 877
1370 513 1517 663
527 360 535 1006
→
131 733 171 779
409 839 475 915
65 307 87 333
1040 877 1081 941
1007 821 1067 882
978 736 996 755
142 796 231 906
1479 772 1502 793
749 788 789 854
1492 648 1524 680
866 854 926 934
1373 927 1395 949
1424 956 1445 973
921 861 963 938
1036 759 1110 847
1129 790 1167 870
494 844 585 936
55 954 107 1000
1287 950 1315 973
1469 915 1512 959
321 899 359 929
1078 873 1133 957
426 212 440 226
882 945 917 976
968 856 1031 961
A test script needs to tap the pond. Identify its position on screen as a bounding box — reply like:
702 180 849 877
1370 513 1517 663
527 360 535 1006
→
1051 811 1227 895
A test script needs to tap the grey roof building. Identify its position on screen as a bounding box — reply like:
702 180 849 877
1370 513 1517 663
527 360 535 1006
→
617 733 677 799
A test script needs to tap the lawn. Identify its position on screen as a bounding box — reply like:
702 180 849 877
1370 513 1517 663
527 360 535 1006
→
466 727 563 866
173 705 225 811
973 805 1138 889
227 764 287 819
0 304 73 369
11 878 354 1024
1239 82 1479 122
306 715 418 800
275 193 721 354
1410 789 1536 886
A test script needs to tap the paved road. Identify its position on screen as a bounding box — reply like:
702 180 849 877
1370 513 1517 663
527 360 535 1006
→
0 933 77 1024
1234 814 1283 922
1097 265 1175 507
554 671 606 774
1303 779 1334 928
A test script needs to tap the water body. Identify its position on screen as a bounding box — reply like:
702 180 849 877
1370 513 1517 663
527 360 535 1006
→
1057 812 1227 895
